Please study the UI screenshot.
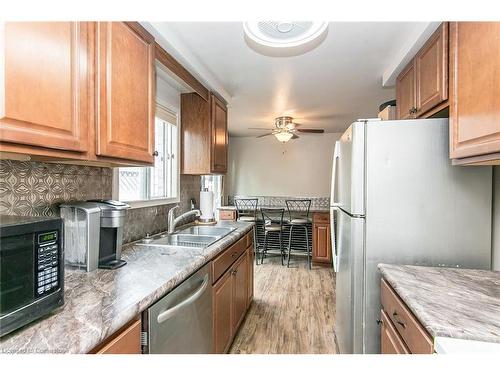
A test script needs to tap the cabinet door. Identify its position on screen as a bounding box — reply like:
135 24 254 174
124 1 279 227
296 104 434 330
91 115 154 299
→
396 61 416 120
246 245 254 308
211 94 228 173
96 22 155 164
1 22 90 152
313 223 332 263
380 310 410 354
449 22 500 159
95 319 141 354
415 23 448 117
232 253 248 332
213 271 233 354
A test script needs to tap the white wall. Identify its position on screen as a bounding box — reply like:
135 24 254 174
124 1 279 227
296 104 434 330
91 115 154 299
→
492 167 500 271
156 74 181 113
227 133 342 198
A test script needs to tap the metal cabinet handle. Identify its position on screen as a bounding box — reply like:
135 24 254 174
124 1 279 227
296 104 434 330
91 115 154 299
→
157 275 209 324
231 269 237 276
409 107 418 115
231 251 238 258
153 150 159 156
392 312 406 329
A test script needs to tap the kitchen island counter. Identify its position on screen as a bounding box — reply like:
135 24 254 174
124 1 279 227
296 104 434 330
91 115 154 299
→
378 264 500 345
0 221 253 354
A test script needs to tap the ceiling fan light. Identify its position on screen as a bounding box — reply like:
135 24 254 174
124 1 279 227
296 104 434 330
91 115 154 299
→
274 131 294 143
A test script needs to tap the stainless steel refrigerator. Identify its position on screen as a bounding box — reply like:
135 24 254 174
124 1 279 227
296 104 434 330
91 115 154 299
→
330 118 492 354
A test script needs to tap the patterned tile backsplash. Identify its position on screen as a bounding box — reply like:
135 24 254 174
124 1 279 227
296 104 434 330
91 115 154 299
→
230 195 330 210
0 160 112 216
0 160 201 244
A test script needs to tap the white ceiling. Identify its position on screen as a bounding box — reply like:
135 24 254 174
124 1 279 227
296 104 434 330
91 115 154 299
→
151 22 426 136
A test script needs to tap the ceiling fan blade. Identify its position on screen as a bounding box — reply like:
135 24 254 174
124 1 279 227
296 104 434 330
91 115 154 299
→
291 134 299 139
296 129 325 133
256 133 274 138
248 127 275 130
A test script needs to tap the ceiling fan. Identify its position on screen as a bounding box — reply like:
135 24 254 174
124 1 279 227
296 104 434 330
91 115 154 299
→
249 116 324 142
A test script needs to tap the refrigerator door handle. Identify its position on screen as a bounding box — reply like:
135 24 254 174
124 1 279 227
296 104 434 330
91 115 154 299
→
331 141 341 207
331 206 341 272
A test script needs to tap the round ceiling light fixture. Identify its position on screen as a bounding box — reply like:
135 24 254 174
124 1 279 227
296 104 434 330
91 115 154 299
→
243 21 328 55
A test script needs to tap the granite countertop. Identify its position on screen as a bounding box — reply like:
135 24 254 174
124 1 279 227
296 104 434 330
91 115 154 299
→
378 264 500 344
0 221 253 354
218 205 330 213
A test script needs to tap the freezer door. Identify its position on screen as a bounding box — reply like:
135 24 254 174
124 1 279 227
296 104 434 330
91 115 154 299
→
362 118 492 354
335 122 365 216
334 209 365 354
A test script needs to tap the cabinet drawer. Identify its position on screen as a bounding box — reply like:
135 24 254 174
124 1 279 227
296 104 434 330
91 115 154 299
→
381 279 433 354
95 319 141 354
219 209 236 221
212 236 246 283
313 212 330 224
381 309 410 354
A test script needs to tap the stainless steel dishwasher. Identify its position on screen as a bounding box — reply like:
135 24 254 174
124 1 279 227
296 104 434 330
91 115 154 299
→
142 263 213 353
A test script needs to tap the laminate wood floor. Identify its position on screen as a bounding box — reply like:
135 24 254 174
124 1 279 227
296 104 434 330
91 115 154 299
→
229 255 338 354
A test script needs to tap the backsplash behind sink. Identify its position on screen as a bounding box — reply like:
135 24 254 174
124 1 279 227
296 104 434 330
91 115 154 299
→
0 160 200 244
0 160 112 216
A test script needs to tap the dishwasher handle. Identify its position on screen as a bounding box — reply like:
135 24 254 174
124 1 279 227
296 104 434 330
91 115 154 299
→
157 274 210 324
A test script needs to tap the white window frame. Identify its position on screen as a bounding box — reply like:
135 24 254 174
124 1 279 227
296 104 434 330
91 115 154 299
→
112 103 181 209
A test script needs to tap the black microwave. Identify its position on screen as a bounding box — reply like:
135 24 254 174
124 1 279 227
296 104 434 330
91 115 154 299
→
0 215 64 337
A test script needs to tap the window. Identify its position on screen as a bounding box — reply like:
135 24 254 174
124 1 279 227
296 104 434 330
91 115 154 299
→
117 105 179 204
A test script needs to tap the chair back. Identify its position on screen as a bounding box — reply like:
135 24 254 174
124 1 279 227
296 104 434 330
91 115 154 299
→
285 199 311 223
234 198 258 221
260 208 285 230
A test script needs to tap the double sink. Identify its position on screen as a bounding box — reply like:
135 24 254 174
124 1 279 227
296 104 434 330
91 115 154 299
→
140 225 236 249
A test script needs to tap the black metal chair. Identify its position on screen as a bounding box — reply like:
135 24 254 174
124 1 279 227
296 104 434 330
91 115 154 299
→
259 208 286 265
235 198 259 264
285 199 312 269
234 198 258 222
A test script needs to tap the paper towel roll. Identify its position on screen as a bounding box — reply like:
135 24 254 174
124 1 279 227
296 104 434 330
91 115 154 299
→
200 191 214 220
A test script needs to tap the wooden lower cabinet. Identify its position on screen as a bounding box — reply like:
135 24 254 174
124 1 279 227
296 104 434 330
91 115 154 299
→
213 270 234 354
246 245 254 307
380 310 410 354
232 253 248 332
380 279 433 354
91 318 141 354
212 231 254 354
312 212 332 264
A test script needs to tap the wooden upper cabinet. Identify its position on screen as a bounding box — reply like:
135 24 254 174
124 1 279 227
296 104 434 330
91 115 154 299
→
96 22 155 164
396 23 448 120
211 94 228 173
415 23 448 116
449 22 500 160
396 61 416 120
0 22 91 152
181 92 228 175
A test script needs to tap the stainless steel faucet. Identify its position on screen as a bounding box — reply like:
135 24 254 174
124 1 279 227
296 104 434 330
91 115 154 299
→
168 205 201 234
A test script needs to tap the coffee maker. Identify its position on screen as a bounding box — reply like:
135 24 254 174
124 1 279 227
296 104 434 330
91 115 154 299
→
60 200 130 271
